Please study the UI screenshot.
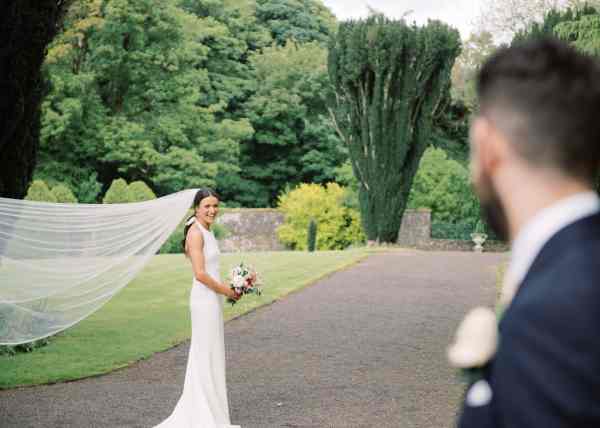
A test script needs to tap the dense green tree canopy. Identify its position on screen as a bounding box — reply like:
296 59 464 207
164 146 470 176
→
254 0 336 45
8 0 487 238
555 8 600 55
37 0 255 198
230 41 346 206
30 0 345 206
512 4 598 44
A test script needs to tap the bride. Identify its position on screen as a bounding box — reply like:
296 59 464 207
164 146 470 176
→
155 188 241 428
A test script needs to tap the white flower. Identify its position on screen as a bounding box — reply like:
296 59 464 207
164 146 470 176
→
232 276 246 289
447 307 498 369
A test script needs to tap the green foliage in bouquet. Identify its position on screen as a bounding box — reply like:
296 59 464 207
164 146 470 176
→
277 183 365 251
307 219 318 252
25 180 57 203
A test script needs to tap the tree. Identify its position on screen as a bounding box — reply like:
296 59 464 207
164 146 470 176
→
37 0 253 198
475 0 565 41
452 31 497 108
0 1 70 199
328 15 461 243
233 41 346 207
476 0 600 42
431 99 471 165
555 11 600 55
254 0 336 46
553 6 600 192
512 4 598 44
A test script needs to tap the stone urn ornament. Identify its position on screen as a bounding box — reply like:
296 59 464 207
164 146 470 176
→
471 221 488 253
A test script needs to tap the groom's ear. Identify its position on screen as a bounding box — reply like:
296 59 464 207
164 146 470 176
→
470 116 490 184
470 116 507 179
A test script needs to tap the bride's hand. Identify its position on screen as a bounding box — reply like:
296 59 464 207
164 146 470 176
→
225 287 241 301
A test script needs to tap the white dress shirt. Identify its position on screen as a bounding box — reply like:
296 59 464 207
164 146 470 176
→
500 191 600 305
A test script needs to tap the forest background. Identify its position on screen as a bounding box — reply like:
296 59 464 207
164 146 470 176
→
32 0 600 240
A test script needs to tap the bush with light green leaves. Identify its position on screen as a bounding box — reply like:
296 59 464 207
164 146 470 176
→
128 181 156 202
25 180 57 202
277 183 365 251
51 184 78 203
103 179 130 204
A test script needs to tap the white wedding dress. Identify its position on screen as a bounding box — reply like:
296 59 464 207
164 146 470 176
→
155 222 240 428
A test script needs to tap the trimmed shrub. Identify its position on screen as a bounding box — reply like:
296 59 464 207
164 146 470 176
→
103 178 130 204
52 184 78 203
277 183 365 250
307 219 318 252
128 181 156 202
25 180 57 202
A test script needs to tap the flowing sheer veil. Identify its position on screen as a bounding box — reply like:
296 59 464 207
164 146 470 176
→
0 189 197 345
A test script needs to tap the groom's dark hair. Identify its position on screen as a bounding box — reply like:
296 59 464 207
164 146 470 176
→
477 37 600 183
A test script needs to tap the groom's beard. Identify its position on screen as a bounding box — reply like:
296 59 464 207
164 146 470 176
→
479 174 510 242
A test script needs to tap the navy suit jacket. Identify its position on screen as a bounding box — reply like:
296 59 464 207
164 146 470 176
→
458 212 600 428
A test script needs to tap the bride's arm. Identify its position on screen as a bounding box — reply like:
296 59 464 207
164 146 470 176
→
187 228 239 300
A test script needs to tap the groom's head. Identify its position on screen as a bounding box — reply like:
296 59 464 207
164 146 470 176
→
470 37 600 241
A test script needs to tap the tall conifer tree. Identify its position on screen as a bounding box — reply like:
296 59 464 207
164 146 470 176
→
328 15 461 242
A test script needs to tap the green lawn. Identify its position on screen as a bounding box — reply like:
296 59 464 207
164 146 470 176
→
0 250 368 389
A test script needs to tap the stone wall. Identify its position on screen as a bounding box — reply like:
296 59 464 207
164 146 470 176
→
397 208 509 253
417 239 509 252
215 207 508 253
218 209 285 252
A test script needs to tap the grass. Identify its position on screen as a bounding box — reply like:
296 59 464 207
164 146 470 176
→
0 250 368 389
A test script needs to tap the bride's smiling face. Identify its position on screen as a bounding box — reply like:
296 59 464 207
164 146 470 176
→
196 196 219 227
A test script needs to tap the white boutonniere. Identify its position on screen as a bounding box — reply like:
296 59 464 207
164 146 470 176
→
447 307 498 383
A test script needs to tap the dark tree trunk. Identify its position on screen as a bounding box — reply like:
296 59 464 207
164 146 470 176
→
0 1 69 199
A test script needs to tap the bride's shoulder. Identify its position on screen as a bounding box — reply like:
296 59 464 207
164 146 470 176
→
187 225 204 243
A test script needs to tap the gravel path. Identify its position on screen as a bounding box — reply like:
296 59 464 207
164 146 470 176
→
0 250 505 428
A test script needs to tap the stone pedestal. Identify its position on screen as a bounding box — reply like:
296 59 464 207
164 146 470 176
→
397 209 432 247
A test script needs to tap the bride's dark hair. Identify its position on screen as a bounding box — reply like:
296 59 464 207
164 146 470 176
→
181 188 220 254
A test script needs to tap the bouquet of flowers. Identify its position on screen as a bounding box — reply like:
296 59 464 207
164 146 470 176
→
227 262 263 305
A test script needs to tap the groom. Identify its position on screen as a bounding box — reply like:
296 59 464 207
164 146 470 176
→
458 38 600 427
